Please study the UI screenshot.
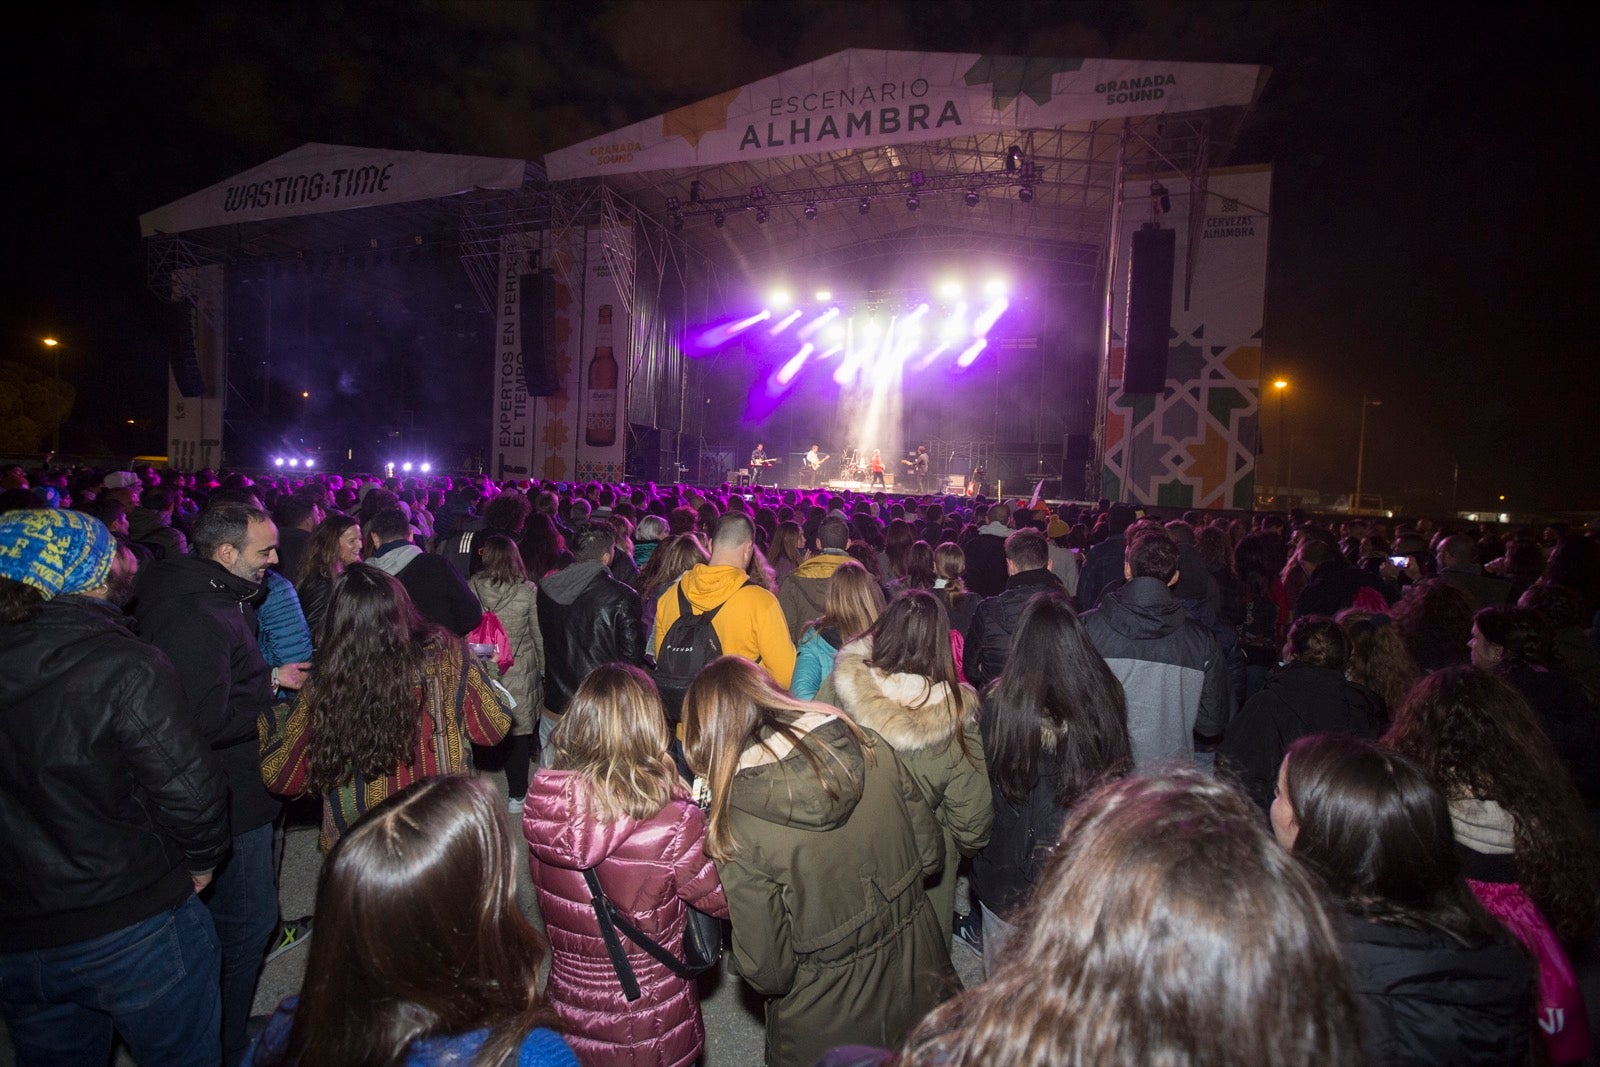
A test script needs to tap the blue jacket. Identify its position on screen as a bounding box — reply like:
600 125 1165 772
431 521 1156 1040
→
256 570 313 670
245 997 578 1066
792 626 842 700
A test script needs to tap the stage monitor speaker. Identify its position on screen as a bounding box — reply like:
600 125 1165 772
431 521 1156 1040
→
1063 433 1093 498
170 303 206 398
519 270 560 397
1123 225 1176 394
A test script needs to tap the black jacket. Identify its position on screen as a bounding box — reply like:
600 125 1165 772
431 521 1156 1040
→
963 528 1011 599
1 596 229 951
1217 665 1384 814
1075 533 1127 611
969 699 1070 917
135 555 281 833
536 561 645 714
963 567 1065 689
1293 559 1389 619
368 541 483 637
1341 914 1534 1067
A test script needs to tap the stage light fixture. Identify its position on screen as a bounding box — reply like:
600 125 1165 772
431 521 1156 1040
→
1151 181 1171 214
420 462 432 473
273 457 285 467
858 198 870 216
1005 145 1022 171
814 289 832 301
964 188 980 207
984 278 1008 298
755 207 769 225
402 461 414 473
769 290 793 308
288 458 299 468
803 202 818 220
665 195 681 211
689 180 703 203
750 185 766 200
939 280 962 299
714 211 726 228
1018 185 1034 203
909 170 926 187
305 459 316 470
906 193 920 212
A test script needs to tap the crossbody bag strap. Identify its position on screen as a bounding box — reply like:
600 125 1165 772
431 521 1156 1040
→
582 868 643 1001
582 868 696 980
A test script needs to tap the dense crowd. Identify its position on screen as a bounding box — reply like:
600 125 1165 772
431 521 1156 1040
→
2 458 1598 1066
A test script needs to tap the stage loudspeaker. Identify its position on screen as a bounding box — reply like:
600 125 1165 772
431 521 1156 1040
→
519 269 560 397
1123 225 1176 394
1063 433 1093 497
170 303 206 398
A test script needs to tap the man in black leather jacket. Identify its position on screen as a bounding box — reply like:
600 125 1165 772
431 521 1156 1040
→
536 521 645 757
963 528 1065 688
1 509 229 1066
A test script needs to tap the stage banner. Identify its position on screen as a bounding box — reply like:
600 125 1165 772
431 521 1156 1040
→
546 50 1263 180
140 144 527 237
1101 165 1272 509
490 232 539 481
167 265 225 471
574 226 630 482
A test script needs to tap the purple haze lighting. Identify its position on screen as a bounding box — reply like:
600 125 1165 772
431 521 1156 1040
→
910 341 953 372
691 309 772 351
956 338 988 368
273 457 285 467
767 309 803 336
775 344 814 385
797 306 840 340
973 298 1010 337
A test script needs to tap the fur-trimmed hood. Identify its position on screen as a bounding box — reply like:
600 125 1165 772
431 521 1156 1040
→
829 638 977 752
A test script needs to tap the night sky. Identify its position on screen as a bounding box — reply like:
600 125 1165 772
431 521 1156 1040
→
7 1 1594 513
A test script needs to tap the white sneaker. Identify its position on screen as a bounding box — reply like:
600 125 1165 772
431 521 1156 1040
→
507 796 524 814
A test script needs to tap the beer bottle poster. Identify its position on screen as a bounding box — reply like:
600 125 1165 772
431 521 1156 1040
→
575 225 628 481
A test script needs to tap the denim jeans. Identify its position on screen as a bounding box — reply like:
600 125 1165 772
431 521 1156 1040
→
0 894 221 1067
979 902 1018 979
206 821 279 1066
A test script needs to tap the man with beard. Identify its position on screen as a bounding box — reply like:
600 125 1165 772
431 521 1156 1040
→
135 502 309 1065
1 509 229 1066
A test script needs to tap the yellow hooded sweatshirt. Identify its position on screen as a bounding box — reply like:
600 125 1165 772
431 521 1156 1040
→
653 563 797 689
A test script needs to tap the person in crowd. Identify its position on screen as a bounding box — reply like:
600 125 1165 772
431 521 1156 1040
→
520 511 572 579
1292 538 1390 618
1487 538 1546 604
633 513 669 572
897 769 1363 1067
468 533 545 809
1435 532 1512 609
1043 515 1081 600
767 519 806 585
294 513 363 635
932 541 981 644
879 519 916 585
683 656 953 1067
1235 530 1291 701
1469 605 1600 807
1335 608 1420 724
962 503 1012 599
537 521 646 757
1 509 230 1067
128 483 191 561
244 775 577 1067
269 494 320 579
653 513 797 689
823 591 991 936
1386 667 1600 944
968 590 1130 972
777 515 854 641
1218 616 1385 815
1520 579 1600 701
791 560 882 701
136 501 309 1065
255 566 314 702
639 532 709 656
364 506 483 636
1390 578 1476 672
885 539 937 598
259 564 510 849
1075 502 1138 610
963 528 1064 688
1274 733 1535 1065
1082 528 1230 769
522 665 728 1066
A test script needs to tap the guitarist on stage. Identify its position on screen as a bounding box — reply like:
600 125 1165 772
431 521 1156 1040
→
802 444 829 489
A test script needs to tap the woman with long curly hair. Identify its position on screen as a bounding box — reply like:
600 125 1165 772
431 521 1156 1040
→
1274 734 1534 1065
260 564 510 849
522 665 726 1067
1336 608 1420 725
970 591 1130 972
1385 666 1600 944
245 775 576 1067
292 513 362 634
899 770 1363 1067
1390 578 1476 673
683 657 952 1067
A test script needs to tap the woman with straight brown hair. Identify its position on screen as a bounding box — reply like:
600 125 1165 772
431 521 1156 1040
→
639 533 709 657
898 769 1364 1067
522 665 726 1067
791 560 883 700
468 532 544 809
683 656 952 1067
244 775 577 1067
823 591 991 936
769 520 806 585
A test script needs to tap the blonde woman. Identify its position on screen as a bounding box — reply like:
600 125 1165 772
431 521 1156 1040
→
522 664 727 1067
791 561 883 700
683 657 953 1067
468 533 544 809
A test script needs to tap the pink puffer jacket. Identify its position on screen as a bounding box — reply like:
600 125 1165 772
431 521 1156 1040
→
523 770 728 1067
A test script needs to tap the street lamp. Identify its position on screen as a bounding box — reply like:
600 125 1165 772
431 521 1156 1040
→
41 338 61 453
1353 395 1382 513
1272 379 1289 499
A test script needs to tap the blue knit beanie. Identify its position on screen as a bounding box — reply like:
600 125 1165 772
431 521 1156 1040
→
0 509 115 599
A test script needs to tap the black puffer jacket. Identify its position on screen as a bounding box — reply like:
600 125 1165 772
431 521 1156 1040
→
135 554 280 833
962 568 1065 688
536 561 645 714
1217 665 1384 815
969 697 1071 918
0 596 229 951
1341 914 1534 1066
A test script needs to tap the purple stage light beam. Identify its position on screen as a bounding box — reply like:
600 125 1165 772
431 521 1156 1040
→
798 306 841 339
956 338 989 368
775 343 814 386
692 309 772 351
972 298 1010 337
767 309 803 336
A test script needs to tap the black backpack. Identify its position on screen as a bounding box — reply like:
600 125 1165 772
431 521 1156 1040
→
655 582 745 722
